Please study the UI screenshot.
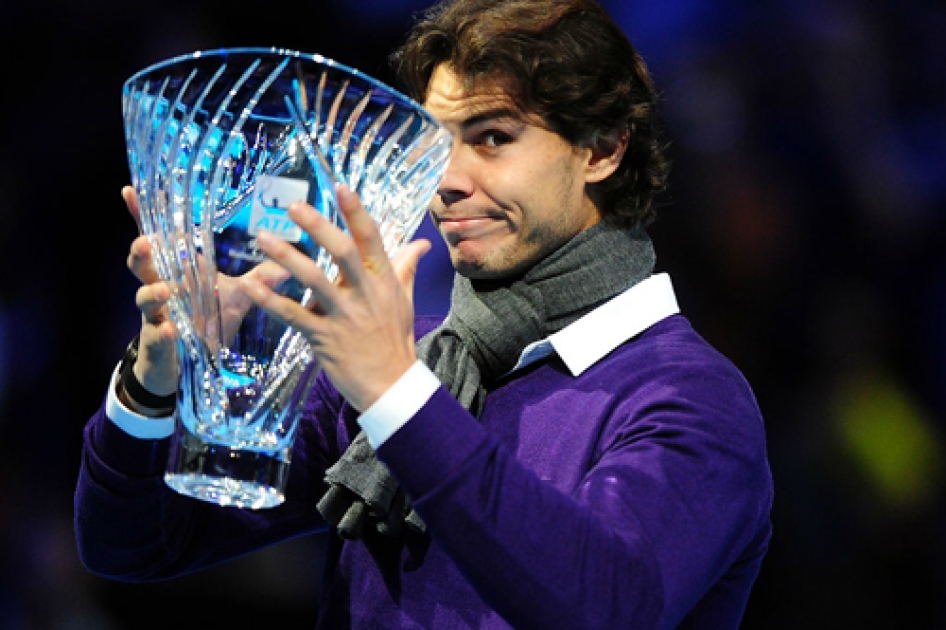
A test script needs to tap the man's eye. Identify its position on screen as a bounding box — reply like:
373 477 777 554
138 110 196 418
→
482 131 512 148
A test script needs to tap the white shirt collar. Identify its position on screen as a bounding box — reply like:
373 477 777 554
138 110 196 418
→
509 272 680 376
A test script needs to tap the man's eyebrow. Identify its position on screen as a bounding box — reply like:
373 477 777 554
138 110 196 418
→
459 107 524 130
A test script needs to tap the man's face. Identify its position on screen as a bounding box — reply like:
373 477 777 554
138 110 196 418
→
423 64 602 280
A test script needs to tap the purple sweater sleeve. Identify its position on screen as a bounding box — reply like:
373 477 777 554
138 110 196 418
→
374 321 773 630
73 320 441 583
74 383 339 581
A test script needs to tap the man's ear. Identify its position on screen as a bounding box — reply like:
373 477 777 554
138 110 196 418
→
584 128 629 184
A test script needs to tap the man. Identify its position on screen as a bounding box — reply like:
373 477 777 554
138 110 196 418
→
75 0 773 628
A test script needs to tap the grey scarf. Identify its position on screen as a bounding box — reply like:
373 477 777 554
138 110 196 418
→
316 220 656 539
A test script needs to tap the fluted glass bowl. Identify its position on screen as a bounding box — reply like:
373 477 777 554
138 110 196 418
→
123 47 453 508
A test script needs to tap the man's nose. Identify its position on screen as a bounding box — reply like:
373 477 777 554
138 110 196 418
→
436 149 474 206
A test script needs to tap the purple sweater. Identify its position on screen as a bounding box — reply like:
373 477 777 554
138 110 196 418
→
75 314 773 629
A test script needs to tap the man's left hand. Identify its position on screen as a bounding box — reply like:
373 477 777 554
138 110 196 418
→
241 185 431 411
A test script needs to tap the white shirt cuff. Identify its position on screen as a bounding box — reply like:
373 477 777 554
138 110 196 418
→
105 363 176 440
357 360 440 449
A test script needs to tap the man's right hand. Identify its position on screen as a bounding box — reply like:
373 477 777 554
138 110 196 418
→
117 186 294 415
121 186 180 413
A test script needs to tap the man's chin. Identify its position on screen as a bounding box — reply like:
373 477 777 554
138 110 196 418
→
453 257 498 280
452 255 532 282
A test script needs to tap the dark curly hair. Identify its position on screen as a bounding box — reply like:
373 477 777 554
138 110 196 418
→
390 0 670 227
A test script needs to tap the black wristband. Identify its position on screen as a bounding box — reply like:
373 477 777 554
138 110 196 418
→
118 335 177 410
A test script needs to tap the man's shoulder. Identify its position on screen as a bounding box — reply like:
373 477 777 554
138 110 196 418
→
604 314 756 396
600 314 768 446
631 314 737 368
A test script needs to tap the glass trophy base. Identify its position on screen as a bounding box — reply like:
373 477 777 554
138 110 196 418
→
165 425 290 509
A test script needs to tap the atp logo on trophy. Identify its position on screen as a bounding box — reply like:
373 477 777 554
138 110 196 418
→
249 175 309 242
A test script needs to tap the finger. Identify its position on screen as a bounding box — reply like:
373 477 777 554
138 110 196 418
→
240 275 322 335
122 186 143 232
141 318 179 346
255 230 343 310
285 199 371 290
136 317 180 395
135 280 172 325
246 259 292 289
127 235 165 286
335 185 389 274
391 239 431 299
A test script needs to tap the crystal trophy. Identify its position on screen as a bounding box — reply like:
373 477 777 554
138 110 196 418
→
122 47 453 509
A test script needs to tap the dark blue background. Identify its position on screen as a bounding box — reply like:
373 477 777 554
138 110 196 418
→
1 0 945 627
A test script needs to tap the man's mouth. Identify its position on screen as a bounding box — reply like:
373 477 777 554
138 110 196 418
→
434 214 505 243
